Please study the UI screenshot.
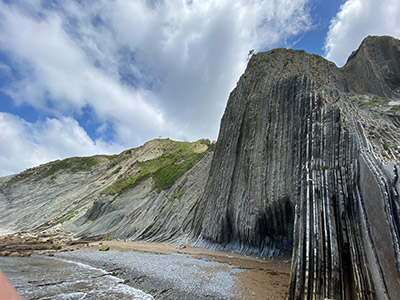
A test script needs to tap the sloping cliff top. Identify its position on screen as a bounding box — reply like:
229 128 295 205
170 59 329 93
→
343 35 400 100
0 138 214 236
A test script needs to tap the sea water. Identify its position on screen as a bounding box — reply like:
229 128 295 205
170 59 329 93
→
0 255 153 299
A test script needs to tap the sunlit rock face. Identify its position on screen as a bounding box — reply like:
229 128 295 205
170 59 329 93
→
343 35 400 100
193 36 400 299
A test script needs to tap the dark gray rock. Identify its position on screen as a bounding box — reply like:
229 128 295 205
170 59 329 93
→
193 35 400 299
343 35 400 99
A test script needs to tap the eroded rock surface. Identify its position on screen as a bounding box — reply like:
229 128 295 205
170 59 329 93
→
0 139 214 242
194 35 400 299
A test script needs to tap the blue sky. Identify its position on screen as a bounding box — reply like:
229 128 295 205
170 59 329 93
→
0 0 399 176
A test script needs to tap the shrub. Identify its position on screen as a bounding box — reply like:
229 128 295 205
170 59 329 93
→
381 152 389 159
382 143 390 151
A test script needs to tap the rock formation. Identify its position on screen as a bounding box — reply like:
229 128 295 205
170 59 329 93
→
194 35 400 299
0 139 214 241
0 35 399 299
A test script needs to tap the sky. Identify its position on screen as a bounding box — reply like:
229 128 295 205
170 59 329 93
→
0 0 399 177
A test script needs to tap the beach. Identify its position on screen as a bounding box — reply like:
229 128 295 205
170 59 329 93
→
58 241 291 299
0 238 291 299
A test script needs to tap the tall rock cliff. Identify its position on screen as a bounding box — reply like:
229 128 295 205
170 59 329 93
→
194 35 400 299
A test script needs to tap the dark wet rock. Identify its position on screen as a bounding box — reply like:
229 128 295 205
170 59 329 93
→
0 232 68 257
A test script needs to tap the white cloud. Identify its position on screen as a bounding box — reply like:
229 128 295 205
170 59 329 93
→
0 3 167 144
0 0 312 175
0 112 123 177
324 0 400 67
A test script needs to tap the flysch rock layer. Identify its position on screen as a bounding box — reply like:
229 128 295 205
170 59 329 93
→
0 35 399 299
0 139 214 243
193 35 400 299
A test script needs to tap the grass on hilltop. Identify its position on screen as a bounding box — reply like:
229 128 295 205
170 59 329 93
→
103 139 213 195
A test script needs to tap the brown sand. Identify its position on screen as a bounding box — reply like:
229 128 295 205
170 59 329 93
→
83 241 291 299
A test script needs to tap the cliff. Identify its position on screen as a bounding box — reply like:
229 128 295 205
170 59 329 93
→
343 35 400 99
194 35 400 299
1 35 400 299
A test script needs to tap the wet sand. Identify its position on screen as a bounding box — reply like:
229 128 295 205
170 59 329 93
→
78 241 291 299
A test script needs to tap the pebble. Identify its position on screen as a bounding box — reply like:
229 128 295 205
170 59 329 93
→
57 248 243 299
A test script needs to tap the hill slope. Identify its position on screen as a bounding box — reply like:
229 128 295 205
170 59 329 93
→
0 139 214 242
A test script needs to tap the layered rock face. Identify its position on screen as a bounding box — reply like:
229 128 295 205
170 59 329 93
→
194 36 400 299
0 139 214 242
343 35 400 99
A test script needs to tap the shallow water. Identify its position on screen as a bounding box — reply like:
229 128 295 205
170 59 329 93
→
0 255 153 300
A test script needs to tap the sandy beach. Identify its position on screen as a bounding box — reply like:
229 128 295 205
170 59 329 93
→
59 241 291 299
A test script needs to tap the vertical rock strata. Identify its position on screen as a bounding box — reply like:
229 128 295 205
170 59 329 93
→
195 36 400 299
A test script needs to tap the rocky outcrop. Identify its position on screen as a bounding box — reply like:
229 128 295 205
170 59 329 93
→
1 35 399 300
0 230 69 257
193 35 400 299
0 139 214 242
343 35 400 99
71 149 213 242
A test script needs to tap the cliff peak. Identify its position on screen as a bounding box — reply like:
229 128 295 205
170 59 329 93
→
343 35 400 99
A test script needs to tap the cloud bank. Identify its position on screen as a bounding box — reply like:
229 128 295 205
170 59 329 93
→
0 112 122 176
324 0 400 66
0 0 312 176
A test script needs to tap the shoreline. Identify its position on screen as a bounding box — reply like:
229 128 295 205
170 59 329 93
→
0 231 291 299
57 241 291 299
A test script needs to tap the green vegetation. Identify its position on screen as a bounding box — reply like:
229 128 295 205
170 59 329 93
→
321 165 329 170
38 157 98 180
102 172 150 195
104 166 122 179
61 214 75 223
170 189 184 201
104 140 210 195
368 131 375 135
381 152 389 159
362 96 389 107
207 143 216 152
198 138 211 146
107 150 134 166
105 235 112 241
382 143 390 151
60 209 81 223
111 166 122 175
99 245 110 251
